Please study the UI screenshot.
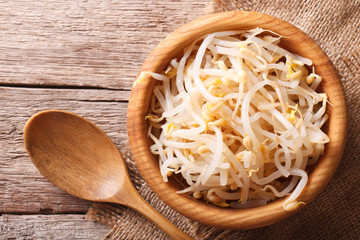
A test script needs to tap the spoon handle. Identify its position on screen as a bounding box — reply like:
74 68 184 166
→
117 190 193 240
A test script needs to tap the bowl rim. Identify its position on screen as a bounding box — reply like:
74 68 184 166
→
127 11 347 229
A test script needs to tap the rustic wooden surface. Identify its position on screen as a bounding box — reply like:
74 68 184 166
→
0 0 208 238
0 214 110 239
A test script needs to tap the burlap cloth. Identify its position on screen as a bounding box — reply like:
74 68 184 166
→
87 1 360 239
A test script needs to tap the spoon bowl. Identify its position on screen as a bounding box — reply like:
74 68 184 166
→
24 110 126 202
24 110 192 240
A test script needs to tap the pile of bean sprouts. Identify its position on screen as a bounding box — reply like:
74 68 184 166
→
143 28 330 211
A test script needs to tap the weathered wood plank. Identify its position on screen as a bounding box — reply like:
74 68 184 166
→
0 0 208 90
0 214 110 239
0 86 130 214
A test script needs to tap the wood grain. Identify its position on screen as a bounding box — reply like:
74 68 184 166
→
0 214 109 239
0 0 209 238
0 0 207 90
128 11 347 229
0 0 208 217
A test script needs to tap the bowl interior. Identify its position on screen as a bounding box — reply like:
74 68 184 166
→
127 11 347 229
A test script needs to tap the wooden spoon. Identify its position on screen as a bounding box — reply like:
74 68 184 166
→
24 110 192 240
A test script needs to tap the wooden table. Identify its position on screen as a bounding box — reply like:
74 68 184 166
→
0 1 208 238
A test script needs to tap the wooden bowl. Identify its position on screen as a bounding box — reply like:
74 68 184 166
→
127 11 347 229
